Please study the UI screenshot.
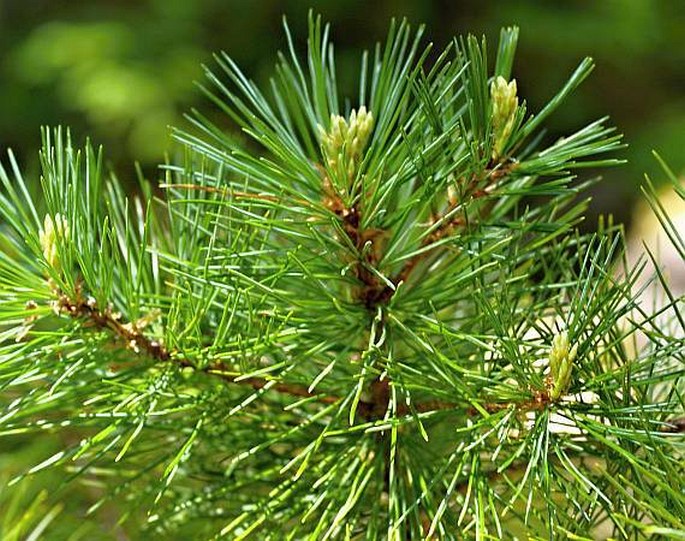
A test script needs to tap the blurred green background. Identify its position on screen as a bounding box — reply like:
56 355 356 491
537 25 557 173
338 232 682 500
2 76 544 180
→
0 1 684 537
1 0 684 223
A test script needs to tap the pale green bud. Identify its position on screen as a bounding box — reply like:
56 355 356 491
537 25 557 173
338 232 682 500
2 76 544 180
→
39 213 70 273
319 106 374 179
181 366 195 380
490 76 518 160
548 331 578 400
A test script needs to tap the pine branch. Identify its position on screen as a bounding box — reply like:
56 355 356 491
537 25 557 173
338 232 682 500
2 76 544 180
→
0 15 682 540
49 278 558 421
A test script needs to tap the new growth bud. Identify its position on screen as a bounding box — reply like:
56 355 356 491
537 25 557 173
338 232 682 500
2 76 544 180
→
548 331 578 400
490 76 518 160
39 213 70 274
319 106 374 179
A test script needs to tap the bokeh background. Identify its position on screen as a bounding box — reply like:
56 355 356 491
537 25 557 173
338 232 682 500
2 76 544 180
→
1 0 684 223
0 1 683 538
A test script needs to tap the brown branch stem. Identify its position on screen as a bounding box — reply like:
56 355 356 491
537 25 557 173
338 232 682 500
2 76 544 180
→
53 287 548 421
54 290 338 406
160 183 316 209
50 161 524 424
374 163 516 304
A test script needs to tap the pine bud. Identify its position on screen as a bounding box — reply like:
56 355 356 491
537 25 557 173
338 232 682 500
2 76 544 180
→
490 76 518 160
39 213 70 273
548 331 578 400
181 366 195 380
319 106 374 179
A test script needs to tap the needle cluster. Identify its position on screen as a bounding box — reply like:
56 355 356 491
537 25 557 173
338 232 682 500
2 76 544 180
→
0 14 683 540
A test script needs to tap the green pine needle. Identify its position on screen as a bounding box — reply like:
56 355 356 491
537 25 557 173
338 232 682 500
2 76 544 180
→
0 14 682 540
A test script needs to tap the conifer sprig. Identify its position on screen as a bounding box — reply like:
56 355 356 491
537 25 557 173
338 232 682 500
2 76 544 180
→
0 14 682 540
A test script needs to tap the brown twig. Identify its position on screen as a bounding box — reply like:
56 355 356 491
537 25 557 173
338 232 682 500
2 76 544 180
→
315 161 520 425
52 161 523 423
160 183 280 202
661 417 685 433
54 287 551 422
322 177 388 308
160 183 318 211
372 162 517 305
54 289 340 407
325 162 517 308
56 291 170 361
